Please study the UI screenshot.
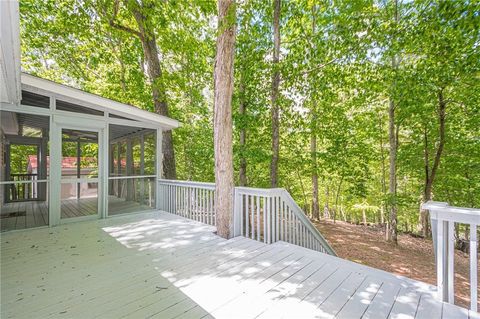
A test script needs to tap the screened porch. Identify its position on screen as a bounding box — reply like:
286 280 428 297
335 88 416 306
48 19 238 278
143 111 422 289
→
0 74 178 232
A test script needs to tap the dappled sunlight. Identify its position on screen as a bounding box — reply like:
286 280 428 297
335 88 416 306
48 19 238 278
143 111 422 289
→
3 211 460 318
1 211 470 318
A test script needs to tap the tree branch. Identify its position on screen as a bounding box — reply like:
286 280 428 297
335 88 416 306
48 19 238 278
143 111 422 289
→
109 20 143 39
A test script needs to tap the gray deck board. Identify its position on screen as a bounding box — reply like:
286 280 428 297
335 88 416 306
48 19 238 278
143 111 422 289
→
0 211 471 319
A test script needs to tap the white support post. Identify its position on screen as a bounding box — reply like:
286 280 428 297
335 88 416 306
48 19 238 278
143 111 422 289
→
447 220 455 304
233 188 242 237
101 125 108 218
470 224 478 312
155 128 163 210
436 219 447 301
49 116 61 226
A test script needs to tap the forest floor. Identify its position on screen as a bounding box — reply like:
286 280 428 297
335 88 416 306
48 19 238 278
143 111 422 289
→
314 219 478 309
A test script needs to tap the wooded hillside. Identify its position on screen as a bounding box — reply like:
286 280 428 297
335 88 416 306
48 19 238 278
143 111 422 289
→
20 0 480 240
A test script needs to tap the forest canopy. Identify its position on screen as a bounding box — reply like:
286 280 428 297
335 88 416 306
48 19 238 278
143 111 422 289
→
20 0 480 236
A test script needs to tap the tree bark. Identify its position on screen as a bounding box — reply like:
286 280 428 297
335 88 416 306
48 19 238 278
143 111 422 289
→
420 89 447 237
213 0 236 239
310 6 319 221
387 0 399 244
378 113 387 226
128 4 176 179
311 107 320 220
239 76 247 186
270 0 281 187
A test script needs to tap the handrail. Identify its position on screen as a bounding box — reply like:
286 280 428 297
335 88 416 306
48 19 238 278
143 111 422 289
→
158 179 336 256
234 186 336 255
279 189 336 256
422 201 479 312
158 179 215 190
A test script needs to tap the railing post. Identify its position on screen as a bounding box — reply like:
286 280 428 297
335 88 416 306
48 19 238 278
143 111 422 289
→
233 188 242 237
470 224 478 312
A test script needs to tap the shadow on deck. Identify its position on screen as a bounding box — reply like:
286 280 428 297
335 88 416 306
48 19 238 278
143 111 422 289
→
0 211 475 318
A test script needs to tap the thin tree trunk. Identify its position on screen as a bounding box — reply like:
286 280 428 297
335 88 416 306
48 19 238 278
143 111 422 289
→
311 107 320 220
420 89 447 237
239 76 247 186
334 176 343 223
296 169 309 213
310 6 319 221
387 0 399 244
378 113 387 225
270 0 281 187
324 184 330 219
213 0 236 239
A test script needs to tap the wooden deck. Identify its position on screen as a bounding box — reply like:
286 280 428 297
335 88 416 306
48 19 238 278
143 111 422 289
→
1 211 475 319
0 197 153 231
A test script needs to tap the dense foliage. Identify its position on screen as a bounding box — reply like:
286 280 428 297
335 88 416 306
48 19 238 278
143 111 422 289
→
20 0 480 236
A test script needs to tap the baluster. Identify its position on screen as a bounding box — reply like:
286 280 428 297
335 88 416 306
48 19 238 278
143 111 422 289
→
251 195 255 239
280 200 284 241
171 185 174 213
256 195 260 241
288 207 292 243
240 193 244 235
211 189 215 226
266 196 271 244
275 196 279 242
193 187 196 220
201 188 205 224
245 194 250 238
263 197 267 243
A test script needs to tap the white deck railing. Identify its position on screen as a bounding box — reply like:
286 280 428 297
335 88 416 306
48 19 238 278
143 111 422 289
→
158 179 216 226
158 179 336 256
422 201 479 312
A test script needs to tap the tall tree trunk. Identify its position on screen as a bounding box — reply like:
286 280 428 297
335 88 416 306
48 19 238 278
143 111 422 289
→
270 0 281 187
334 176 343 223
311 107 320 220
378 113 387 226
130 5 176 179
310 6 319 221
213 0 236 239
387 0 399 244
239 76 247 186
420 89 447 237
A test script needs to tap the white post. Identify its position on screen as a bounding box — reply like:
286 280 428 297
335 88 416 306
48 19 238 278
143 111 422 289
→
155 128 163 210
447 220 455 304
101 125 108 218
49 116 61 226
470 224 478 312
233 188 242 237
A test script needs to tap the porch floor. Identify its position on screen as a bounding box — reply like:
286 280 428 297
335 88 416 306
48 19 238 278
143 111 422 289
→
0 211 474 319
0 197 153 232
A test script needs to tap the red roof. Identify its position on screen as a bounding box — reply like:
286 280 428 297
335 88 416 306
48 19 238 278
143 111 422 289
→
28 155 97 169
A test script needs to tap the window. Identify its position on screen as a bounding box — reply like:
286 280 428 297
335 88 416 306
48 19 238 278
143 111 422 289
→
21 90 50 108
56 100 104 116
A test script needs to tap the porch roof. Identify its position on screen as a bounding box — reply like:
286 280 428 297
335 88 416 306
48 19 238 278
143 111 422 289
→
20 73 180 130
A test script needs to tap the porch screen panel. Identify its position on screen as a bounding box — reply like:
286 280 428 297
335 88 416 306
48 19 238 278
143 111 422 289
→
108 124 156 216
60 129 99 219
0 111 50 231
